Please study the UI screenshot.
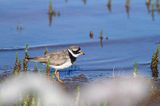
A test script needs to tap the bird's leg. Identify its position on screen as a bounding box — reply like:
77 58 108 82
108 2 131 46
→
55 70 64 83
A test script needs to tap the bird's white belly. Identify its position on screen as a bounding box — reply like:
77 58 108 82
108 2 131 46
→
49 60 72 70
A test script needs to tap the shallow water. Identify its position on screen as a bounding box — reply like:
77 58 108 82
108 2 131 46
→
0 0 160 79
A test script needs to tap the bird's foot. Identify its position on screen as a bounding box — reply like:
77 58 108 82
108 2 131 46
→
58 79 64 83
55 70 64 84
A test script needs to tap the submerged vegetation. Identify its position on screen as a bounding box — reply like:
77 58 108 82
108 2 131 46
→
151 47 159 80
145 0 160 20
133 63 138 78
23 44 29 72
125 0 130 17
48 0 55 26
89 31 94 39
13 52 21 75
9 46 53 106
48 0 60 26
46 60 51 80
107 0 112 12
44 48 49 55
104 0 160 20
99 30 103 48
48 0 56 16
16 23 23 32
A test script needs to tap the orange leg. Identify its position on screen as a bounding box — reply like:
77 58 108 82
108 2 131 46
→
47 68 50 80
55 70 64 83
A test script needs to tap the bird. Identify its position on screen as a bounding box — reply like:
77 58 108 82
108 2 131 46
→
29 46 85 83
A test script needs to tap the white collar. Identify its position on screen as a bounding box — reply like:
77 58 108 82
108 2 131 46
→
68 49 78 57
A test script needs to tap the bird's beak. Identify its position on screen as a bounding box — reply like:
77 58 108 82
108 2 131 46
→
80 51 85 55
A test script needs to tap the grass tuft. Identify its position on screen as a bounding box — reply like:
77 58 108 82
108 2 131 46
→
46 60 51 80
23 44 29 72
13 52 21 75
44 48 49 55
151 48 159 80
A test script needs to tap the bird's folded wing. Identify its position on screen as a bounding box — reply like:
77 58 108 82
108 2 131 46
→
32 50 69 66
49 51 69 66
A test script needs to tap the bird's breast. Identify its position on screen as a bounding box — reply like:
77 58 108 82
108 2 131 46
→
49 60 72 70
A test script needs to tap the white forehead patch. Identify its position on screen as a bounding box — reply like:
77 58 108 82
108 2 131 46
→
70 46 80 51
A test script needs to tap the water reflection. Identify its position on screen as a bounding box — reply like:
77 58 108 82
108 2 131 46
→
145 0 160 21
156 0 160 14
89 31 94 39
151 3 155 21
146 0 151 13
125 0 130 18
88 30 109 48
63 65 81 76
16 23 24 32
48 14 54 26
99 31 103 48
50 0 159 26
107 0 112 12
48 0 61 26
100 37 103 48
82 0 87 5
106 36 109 41
65 0 68 3
48 0 56 26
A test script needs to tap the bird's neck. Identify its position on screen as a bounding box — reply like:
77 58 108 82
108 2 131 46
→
68 50 76 64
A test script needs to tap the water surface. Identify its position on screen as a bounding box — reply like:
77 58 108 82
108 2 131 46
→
0 0 160 79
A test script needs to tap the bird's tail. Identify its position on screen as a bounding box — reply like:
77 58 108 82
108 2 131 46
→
28 57 47 63
27 57 35 60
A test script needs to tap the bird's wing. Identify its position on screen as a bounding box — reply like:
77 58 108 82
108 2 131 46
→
45 50 70 66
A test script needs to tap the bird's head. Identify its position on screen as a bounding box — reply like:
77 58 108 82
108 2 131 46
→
68 46 85 58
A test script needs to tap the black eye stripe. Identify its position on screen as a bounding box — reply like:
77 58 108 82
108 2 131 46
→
72 51 79 54
73 50 81 54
